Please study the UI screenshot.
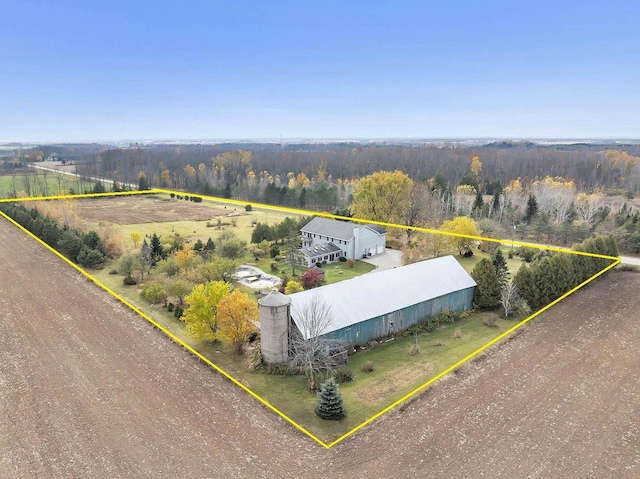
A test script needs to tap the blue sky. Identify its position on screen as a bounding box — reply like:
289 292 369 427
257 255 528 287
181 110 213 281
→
2 1 639 141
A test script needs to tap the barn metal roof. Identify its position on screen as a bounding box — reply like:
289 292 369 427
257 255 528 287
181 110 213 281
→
288 255 476 340
300 217 387 241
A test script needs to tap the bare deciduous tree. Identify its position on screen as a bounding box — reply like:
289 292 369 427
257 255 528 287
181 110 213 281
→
500 281 518 317
289 294 344 388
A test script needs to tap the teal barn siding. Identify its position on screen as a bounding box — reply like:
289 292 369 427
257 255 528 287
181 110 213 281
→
322 286 475 345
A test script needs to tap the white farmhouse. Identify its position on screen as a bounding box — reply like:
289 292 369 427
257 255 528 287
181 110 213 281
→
299 217 387 266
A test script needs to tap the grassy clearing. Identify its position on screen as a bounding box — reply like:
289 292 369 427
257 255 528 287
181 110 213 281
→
456 247 524 276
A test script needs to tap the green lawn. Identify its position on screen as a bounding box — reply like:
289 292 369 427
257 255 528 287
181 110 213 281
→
321 260 376 284
456 246 524 276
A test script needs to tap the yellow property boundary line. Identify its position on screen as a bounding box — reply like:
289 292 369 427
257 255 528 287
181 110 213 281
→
0 189 621 449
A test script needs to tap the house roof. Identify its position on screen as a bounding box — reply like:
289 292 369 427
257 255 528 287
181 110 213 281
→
301 241 343 259
288 255 476 340
300 217 386 241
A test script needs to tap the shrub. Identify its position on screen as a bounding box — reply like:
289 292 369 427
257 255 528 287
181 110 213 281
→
301 268 323 289
173 305 184 319
338 256 347 262
123 276 137 286
167 302 175 312
285 280 304 294
453 329 463 340
315 262 323 268
335 365 354 384
245 204 252 211
270 245 280 258
141 283 167 304
192 196 202 203
346 258 355 268
270 262 279 272
170 193 175 198
184 195 190 201
482 313 498 327
361 360 374 373
517 247 536 263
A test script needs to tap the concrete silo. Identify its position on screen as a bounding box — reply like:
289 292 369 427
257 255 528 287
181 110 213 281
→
258 291 291 364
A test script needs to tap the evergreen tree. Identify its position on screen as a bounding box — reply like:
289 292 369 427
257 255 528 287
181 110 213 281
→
138 174 150 191
299 187 307 208
513 263 536 310
204 237 216 252
471 258 501 310
81 231 107 256
473 189 484 210
193 239 204 251
491 248 509 285
524 194 538 223
315 377 346 420
57 229 83 261
150 233 164 265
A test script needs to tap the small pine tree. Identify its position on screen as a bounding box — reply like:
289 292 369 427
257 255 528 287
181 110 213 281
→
491 248 509 285
204 237 216 252
150 233 164 265
471 258 501 310
524 194 538 223
315 377 346 420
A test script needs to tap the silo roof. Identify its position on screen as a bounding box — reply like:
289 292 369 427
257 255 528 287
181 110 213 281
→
288 255 476 340
258 290 291 307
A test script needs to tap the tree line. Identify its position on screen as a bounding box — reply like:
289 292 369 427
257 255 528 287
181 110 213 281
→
0 202 108 268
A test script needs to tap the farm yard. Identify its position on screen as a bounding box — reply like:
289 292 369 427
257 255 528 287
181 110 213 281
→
1 216 638 478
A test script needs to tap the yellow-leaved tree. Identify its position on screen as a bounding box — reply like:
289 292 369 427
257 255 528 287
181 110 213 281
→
350 170 413 225
217 290 259 354
181 281 231 341
440 217 480 256
130 231 142 248
175 242 197 269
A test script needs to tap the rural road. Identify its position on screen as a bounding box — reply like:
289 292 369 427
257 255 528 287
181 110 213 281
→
1 217 638 478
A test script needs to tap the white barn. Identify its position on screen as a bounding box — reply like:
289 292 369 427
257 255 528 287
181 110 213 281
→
300 217 387 266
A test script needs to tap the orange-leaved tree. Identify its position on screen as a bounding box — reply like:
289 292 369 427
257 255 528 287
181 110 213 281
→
217 290 258 353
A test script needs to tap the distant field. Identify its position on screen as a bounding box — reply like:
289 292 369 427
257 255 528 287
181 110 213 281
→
0 172 94 197
76 194 302 247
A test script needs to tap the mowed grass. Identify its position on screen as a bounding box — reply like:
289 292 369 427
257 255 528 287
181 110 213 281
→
0 172 95 198
456 247 524 276
321 260 376 284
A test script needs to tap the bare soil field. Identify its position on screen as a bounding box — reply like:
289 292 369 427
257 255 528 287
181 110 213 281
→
1 217 638 478
75 195 230 224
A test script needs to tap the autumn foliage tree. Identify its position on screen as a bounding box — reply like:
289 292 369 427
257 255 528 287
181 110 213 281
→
350 170 413 225
217 290 259 353
440 217 480 256
181 281 231 341
301 268 323 289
